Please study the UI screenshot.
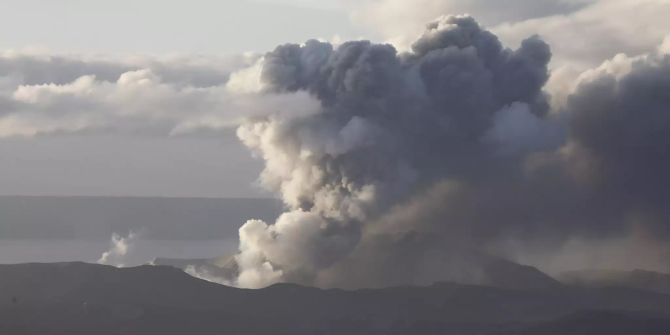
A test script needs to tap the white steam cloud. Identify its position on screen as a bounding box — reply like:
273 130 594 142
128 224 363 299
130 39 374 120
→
97 231 140 268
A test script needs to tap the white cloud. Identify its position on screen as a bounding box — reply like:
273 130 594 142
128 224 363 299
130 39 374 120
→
225 58 267 94
2 2 667 139
658 35 670 55
493 0 670 69
0 52 320 137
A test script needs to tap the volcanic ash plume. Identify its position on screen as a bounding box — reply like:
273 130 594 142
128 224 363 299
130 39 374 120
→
228 15 552 288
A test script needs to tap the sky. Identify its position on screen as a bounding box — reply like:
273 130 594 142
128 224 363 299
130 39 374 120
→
0 0 669 197
0 0 361 197
0 0 356 53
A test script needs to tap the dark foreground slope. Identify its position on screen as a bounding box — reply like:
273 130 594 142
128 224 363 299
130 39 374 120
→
502 310 670 335
1 263 670 335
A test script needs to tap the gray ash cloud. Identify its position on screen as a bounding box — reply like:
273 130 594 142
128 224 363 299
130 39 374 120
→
153 14 669 289
231 15 557 288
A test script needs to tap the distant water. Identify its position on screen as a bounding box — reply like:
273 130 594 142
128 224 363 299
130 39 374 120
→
0 239 238 266
0 196 282 240
0 196 281 265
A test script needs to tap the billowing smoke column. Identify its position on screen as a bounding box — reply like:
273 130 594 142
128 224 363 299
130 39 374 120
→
231 15 551 288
